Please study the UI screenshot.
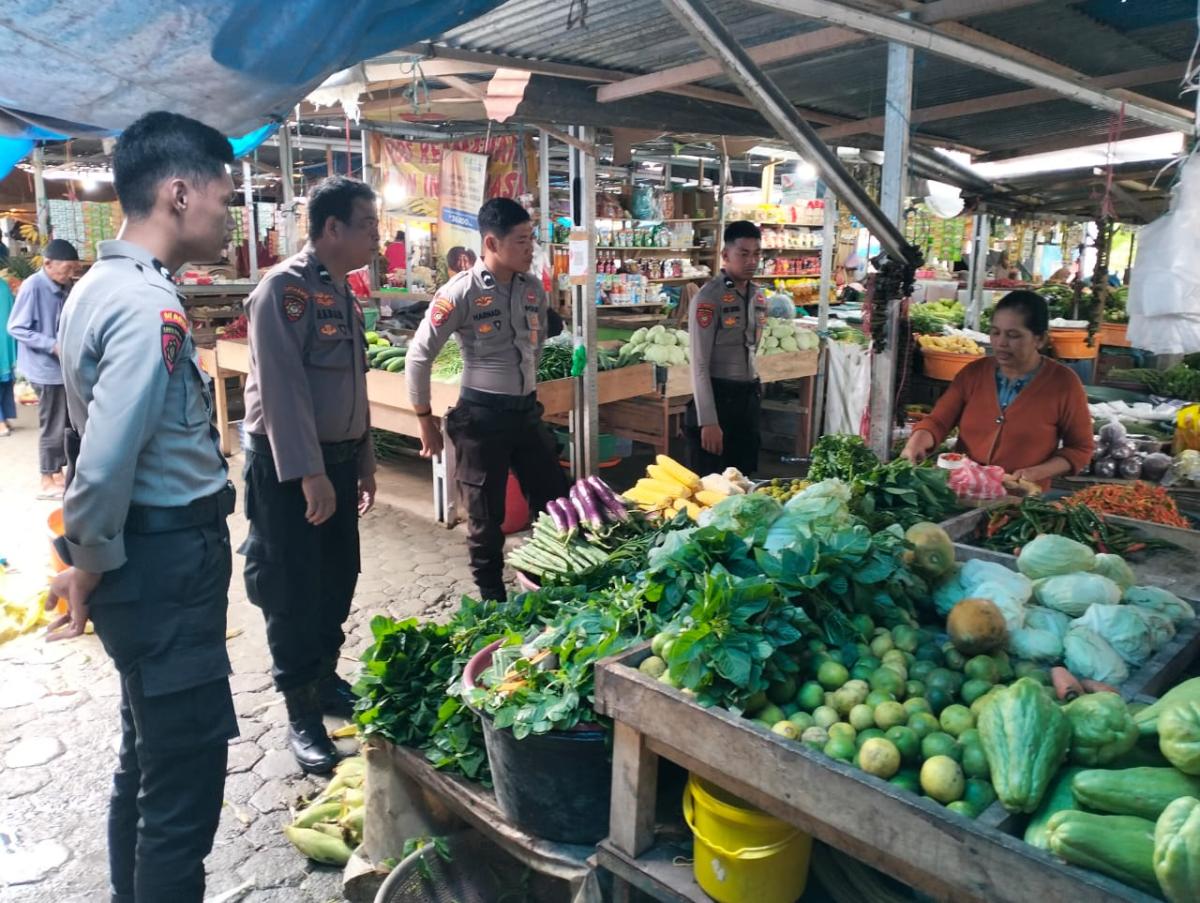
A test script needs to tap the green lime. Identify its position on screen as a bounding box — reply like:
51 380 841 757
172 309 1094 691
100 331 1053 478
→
881 649 909 669
852 642 872 662
960 678 994 706
870 667 905 698
993 651 1014 681
892 625 921 654
970 689 1001 718
743 690 768 713
849 704 876 731
813 705 840 730
824 736 855 762
903 697 932 717
866 689 896 707
859 738 902 778
920 756 965 804
880 661 908 685
788 711 815 731
638 656 667 678
914 644 945 666
833 686 863 716
801 726 829 749
851 662 876 684
856 655 882 674
939 704 976 738
824 648 846 666
958 728 980 747
885 725 921 764
921 731 961 763
796 681 826 711
961 744 991 780
650 631 674 657
757 704 786 726
964 777 997 813
946 800 977 818
906 680 927 700
661 639 676 660
909 660 936 684
850 614 875 638
828 722 857 744
781 702 799 718
817 660 850 690
807 639 828 654
874 701 907 730
943 647 967 671
926 668 963 695
964 655 999 684
824 692 839 709
767 677 798 706
925 686 953 715
855 727 885 749
870 633 895 657
907 711 941 739
889 770 921 794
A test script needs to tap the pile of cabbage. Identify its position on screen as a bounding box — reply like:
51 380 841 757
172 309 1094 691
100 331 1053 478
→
757 318 820 356
620 326 690 366
933 534 1194 686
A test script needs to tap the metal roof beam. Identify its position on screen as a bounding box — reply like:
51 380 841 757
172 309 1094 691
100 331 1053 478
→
661 0 916 262
818 62 1186 142
748 0 1193 134
597 0 1045 104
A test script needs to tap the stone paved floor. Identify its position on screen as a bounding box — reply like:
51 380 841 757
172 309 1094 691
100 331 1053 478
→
0 402 478 902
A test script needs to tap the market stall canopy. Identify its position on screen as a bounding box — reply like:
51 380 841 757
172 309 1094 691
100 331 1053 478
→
0 0 506 138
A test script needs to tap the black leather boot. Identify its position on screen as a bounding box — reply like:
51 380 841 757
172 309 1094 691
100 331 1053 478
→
283 683 339 774
318 657 356 719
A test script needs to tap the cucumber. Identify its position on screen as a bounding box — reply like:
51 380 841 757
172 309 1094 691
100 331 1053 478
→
373 348 406 363
385 357 405 372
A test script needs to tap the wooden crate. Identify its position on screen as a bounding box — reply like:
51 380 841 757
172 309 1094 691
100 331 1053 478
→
536 363 656 417
659 350 819 399
594 644 1163 903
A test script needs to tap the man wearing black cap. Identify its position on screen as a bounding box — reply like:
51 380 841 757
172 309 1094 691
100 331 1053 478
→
7 238 80 498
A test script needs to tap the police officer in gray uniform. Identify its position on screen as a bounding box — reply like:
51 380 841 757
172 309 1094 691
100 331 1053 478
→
687 220 768 476
47 111 238 903
240 175 378 773
407 198 569 601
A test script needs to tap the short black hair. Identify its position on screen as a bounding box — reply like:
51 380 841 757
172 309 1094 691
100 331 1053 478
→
994 290 1050 336
308 176 376 241
478 197 530 240
113 111 233 218
394 230 405 242
723 220 762 244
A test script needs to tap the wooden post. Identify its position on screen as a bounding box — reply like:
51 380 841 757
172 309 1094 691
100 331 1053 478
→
608 721 658 857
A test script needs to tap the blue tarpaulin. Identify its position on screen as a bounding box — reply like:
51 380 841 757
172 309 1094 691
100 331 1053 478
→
0 1 503 138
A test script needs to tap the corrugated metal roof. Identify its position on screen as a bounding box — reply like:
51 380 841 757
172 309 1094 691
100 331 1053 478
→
423 0 1197 162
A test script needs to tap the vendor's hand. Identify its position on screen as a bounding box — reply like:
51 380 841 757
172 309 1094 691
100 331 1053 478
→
358 473 377 516
901 431 935 464
1011 466 1044 485
301 473 337 526
417 416 443 459
700 424 723 456
45 566 100 642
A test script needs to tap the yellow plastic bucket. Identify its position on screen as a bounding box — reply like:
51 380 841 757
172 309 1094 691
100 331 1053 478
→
683 774 812 903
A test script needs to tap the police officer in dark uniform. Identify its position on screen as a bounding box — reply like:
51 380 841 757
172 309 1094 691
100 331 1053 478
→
687 220 768 475
406 198 569 601
240 176 378 773
48 111 238 903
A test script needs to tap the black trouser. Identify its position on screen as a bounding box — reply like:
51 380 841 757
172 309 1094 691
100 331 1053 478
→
32 382 67 474
80 488 238 903
240 435 361 692
685 378 762 476
445 388 570 601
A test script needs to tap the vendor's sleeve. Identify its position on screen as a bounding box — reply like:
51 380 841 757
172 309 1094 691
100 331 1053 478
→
912 368 969 446
1057 373 1095 473
405 291 467 409
63 302 170 572
248 277 323 482
7 280 55 353
688 291 720 427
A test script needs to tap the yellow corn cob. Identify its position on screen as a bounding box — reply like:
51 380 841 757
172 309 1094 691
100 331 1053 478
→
694 489 727 507
635 478 690 500
670 499 688 515
684 501 703 520
624 485 668 506
284 824 352 866
655 454 701 489
647 464 691 494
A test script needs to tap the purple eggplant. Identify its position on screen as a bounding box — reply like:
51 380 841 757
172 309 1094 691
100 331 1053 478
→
573 479 607 530
587 475 629 521
554 497 579 532
545 498 570 533
567 483 595 530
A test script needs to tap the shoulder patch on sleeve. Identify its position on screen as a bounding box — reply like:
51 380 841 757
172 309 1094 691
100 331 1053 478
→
160 312 187 374
696 303 715 329
430 295 455 327
282 285 309 322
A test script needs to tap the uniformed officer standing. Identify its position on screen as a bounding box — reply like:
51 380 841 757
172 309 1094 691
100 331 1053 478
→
240 175 378 773
687 220 768 475
407 198 569 602
47 111 238 903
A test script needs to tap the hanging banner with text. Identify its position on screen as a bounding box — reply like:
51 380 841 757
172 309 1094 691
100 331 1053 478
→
369 133 524 217
438 150 488 260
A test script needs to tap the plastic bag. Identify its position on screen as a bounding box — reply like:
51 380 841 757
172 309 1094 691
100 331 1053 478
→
823 341 871 436
1074 604 1155 666
947 459 1006 501
1163 448 1200 487
1127 153 1200 354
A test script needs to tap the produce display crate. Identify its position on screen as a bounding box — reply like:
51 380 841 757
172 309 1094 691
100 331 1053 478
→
658 349 819 399
593 542 1200 903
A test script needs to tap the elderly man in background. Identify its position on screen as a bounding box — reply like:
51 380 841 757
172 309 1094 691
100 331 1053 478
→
7 238 80 497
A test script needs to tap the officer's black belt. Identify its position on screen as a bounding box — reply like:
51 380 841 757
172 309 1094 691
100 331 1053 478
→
710 377 761 391
459 387 538 412
125 482 236 534
243 431 363 464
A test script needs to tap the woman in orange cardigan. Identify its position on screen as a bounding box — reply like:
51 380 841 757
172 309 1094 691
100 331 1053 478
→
901 291 1094 489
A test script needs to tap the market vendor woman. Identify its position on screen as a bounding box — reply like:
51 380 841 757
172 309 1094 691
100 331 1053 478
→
901 290 1093 488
